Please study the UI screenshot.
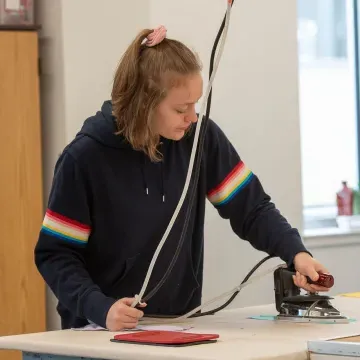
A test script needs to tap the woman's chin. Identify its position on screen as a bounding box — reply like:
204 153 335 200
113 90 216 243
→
168 129 186 141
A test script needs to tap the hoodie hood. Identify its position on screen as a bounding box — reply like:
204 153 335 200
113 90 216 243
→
78 100 130 149
78 100 167 201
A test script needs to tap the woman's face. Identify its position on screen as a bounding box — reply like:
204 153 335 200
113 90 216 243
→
153 72 203 141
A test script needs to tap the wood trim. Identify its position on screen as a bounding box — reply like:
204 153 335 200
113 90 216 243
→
0 24 41 31
0 30 45 360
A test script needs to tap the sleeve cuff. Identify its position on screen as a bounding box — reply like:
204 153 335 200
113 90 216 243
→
81 290 118 329
286 248 313 269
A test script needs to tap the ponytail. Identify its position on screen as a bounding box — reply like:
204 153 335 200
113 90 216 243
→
111 29 152 109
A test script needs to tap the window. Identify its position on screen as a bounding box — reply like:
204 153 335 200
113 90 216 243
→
297 0 360 229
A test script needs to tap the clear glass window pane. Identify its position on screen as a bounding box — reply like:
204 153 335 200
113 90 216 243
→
297 0 359 209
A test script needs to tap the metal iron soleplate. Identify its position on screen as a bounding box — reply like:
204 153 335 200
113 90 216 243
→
276 297 350 324
275 314 350 324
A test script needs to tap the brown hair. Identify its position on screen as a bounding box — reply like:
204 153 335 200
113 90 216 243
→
111 28 202 162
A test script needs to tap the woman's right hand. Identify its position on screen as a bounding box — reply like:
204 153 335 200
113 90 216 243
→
105 297 147 331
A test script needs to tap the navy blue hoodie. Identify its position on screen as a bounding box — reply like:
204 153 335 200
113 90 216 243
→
34 100 309 329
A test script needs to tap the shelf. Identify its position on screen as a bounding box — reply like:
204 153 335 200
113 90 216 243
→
0 24 41 31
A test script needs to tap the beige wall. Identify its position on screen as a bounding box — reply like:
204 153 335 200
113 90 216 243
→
35 0 360 330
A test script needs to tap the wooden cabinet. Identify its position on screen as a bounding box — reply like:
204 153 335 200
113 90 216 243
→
0 28 46 360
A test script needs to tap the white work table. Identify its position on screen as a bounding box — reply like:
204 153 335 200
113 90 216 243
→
1 296 360 360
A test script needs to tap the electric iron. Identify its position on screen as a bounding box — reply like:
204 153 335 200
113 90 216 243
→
274 267 349 323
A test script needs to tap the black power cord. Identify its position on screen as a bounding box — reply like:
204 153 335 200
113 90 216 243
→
142 0 236 304
145 254 275 319
190 255 274 318
140 0 278 319
141 1 275 315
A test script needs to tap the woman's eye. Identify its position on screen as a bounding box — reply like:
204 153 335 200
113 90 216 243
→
176 109 186 114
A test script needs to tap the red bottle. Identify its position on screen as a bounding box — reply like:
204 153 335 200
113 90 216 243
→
336 181 353 216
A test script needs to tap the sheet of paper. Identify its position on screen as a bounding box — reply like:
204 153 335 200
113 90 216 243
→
135 325 193 331
72 324 193 332
72 323 107 331
249 315 276 321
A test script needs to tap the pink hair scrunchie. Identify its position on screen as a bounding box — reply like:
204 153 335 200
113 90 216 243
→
145 25 167 47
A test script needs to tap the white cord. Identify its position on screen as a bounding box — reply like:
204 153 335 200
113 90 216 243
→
139 263 287 324
131 2 233 308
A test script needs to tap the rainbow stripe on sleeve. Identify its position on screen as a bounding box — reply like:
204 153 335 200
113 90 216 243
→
41 209 91 245
207 161 253 206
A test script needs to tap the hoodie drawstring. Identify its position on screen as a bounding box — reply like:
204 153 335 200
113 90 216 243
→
140 154 149 195
140 152 166 203
160 160 165 203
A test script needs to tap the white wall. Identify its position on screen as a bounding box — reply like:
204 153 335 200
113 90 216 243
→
35 0 360 330
61 0 149 140
36 0 66 209
305 235 360 297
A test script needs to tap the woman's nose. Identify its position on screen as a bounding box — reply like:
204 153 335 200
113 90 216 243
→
186 109 198 123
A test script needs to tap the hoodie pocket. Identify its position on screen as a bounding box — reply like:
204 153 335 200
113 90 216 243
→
111 253 140 289
165 248 201 314
176 242 202 313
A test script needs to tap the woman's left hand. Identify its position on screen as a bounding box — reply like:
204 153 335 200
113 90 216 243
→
292 252 331 293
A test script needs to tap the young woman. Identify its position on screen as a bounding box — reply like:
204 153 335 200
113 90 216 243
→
35 26 330 331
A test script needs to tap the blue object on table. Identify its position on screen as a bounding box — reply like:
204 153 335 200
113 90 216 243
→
24 353 99 360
